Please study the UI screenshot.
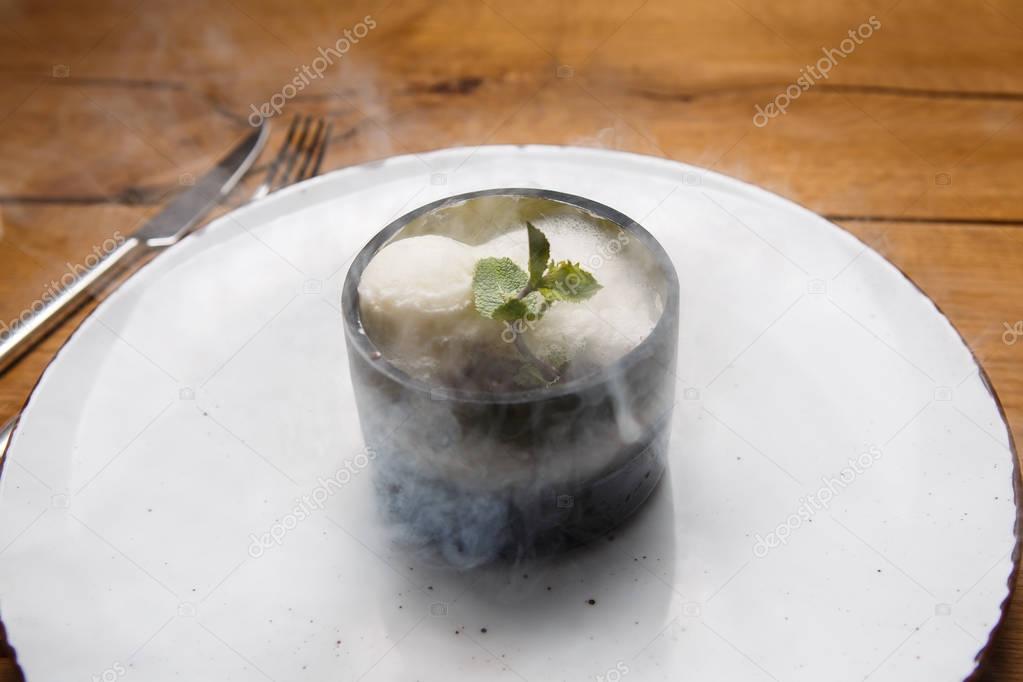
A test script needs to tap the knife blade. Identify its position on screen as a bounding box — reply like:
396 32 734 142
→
136 123 269 247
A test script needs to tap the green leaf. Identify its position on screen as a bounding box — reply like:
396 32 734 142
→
521 290 547 318
492 290 547 322
491 298 528 322
473 257 528 319
538 261 602 303
526 221 550 289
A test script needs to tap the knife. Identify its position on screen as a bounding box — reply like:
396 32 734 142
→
0 417 12 465
0 123 269 375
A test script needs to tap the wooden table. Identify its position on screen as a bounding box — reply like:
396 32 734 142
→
0 0 1021 679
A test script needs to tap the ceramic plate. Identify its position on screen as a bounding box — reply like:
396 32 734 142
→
0 146 1017 682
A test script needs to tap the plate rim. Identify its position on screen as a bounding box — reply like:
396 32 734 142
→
1 143 1018 681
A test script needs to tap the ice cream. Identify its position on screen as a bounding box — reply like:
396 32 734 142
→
357 211 665 388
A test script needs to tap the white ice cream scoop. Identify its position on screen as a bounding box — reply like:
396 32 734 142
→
357 222 662 385
357 234 501 382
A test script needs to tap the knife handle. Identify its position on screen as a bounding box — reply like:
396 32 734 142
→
0 237 146 375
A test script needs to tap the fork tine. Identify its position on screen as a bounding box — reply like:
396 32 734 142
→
254 116 301 199
278 116 313 189
295 118 326 181
251 115 331 201
310 121 332 178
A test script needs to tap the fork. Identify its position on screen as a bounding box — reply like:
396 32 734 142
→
251 115 333 201
0 115 334 459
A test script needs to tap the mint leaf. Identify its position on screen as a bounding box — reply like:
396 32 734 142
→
526 221 550 289
521 290 547 318
538 261 602 303
492 290 546 322
472 257 529 319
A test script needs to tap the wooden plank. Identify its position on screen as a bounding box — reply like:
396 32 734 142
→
5 1 1023 94
1 80 1022 222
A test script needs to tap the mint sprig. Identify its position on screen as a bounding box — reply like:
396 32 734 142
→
471 222 601 383
472 257 529 319
526 221 550 289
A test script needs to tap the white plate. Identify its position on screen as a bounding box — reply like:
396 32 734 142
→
0 146 1017 682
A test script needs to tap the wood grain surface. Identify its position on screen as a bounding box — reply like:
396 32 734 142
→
0 0 1021 679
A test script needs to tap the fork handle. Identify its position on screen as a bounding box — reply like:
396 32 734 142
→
0 237 146 375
